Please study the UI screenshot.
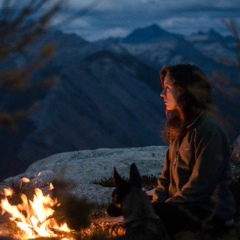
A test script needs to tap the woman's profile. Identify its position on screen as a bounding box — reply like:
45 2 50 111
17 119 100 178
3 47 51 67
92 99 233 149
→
148 64 236 238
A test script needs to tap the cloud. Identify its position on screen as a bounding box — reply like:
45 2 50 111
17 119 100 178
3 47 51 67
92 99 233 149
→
160 16 218 35
140 0 159 3
57 0 240 41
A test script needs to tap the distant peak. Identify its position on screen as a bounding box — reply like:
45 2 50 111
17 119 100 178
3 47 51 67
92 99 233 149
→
207 28 221 37
188 28 224 42
122 24 182 44
146 23 162 30
53 30 89 44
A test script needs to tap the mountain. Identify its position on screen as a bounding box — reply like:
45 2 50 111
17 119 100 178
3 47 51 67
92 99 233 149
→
18 50 164 162
0 24 239 181
187 29 224 43
122 24 182 44
185 29 237 62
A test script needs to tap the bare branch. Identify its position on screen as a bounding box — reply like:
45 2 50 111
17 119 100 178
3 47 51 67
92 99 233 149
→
0 0 95 130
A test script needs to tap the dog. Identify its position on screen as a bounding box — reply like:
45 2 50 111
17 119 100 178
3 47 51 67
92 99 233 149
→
107 163 170 240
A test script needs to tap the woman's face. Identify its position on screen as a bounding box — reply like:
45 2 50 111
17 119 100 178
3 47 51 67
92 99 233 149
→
160 74 181 111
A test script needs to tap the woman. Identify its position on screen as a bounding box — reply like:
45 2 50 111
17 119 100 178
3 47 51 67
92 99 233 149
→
149 64 236 238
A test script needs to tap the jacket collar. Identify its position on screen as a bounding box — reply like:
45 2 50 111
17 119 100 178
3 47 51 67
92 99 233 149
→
186 111 205 129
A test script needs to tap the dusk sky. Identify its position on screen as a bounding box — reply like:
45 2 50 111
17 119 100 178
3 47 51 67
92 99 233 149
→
57 0 240 41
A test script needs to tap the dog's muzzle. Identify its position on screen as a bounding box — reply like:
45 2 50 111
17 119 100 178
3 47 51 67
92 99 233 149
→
107 203 122 217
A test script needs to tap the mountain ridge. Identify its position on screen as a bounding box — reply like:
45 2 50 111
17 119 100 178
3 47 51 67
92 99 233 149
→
121 24 182 44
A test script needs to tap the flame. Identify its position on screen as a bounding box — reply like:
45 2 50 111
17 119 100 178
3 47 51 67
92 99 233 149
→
0 177 73 239
21 177 30 183
3 187 14 197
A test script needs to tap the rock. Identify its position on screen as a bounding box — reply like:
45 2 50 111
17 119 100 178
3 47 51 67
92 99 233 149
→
230 135 240 165
1 146 168 205
229 135 240 217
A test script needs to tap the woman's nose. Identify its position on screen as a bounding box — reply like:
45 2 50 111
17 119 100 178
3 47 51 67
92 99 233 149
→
160 89 166 98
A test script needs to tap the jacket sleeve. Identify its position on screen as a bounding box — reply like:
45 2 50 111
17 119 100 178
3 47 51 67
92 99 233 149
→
166 125 229 205
152 149 170 202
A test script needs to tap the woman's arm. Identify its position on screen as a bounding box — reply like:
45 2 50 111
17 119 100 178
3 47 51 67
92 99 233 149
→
166 125 229 205
152 149 171 202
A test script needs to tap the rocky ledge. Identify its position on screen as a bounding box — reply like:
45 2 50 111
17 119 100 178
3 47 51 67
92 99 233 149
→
0 146 168 205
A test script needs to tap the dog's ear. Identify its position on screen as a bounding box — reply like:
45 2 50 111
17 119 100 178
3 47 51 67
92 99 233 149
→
114 167 126 187
130 163 141 188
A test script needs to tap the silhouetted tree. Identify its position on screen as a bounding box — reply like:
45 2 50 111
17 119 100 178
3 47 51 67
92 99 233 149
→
0 0 65 130
212 19 240 140
0 0 96 130
0 0 95 180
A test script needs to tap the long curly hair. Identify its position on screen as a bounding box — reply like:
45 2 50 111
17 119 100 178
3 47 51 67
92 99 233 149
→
160 64 213 141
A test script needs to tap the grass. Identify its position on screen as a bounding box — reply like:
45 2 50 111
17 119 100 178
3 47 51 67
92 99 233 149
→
93 174 158 190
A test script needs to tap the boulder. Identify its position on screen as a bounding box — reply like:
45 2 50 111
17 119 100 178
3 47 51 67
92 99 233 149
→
229 135 240 217
1 146 168 205
230 135 240 164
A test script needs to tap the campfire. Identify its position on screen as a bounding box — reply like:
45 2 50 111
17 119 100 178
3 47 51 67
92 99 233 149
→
0 173 124 240
0 175 76 239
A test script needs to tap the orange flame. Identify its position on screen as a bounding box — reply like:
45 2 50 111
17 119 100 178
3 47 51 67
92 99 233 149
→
3 187 14 197
0 177 73 239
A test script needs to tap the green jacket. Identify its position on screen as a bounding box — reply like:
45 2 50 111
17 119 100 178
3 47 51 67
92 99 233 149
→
153 112 236 221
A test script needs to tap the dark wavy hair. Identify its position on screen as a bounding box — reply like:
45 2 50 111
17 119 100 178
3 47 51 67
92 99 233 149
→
160 64 213 141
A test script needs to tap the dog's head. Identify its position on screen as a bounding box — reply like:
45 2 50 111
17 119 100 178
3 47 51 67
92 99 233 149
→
107 163 142 217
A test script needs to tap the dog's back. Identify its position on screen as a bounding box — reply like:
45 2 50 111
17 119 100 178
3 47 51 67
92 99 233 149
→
107 163 170 240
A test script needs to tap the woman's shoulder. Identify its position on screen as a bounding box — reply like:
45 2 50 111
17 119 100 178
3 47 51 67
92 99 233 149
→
189 112 230 153
194 111 229 139
198 112 225 129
